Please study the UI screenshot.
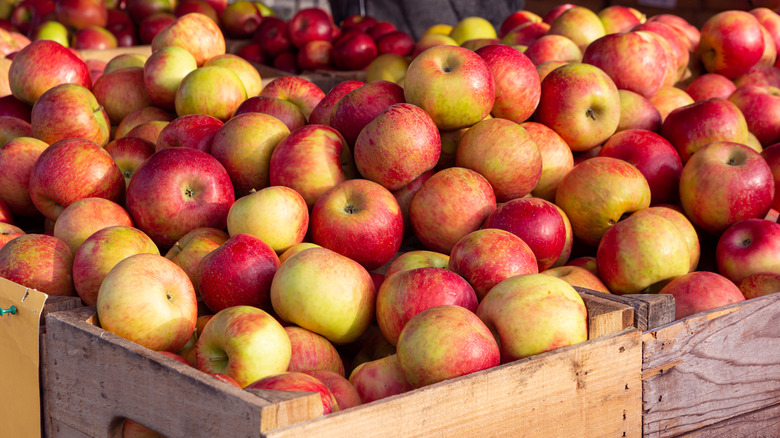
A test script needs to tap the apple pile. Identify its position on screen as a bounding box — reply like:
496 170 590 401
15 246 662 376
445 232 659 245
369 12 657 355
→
2 2 780 430
0 0 274 51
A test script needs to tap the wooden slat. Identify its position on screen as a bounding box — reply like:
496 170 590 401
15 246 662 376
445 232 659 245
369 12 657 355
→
265 328 642 438
679 402 780 437
579 290 634 340
44 307 321 438
578 288 675 331
641 293 780 438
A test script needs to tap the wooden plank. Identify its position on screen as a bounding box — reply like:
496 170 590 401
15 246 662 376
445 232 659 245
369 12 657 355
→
265 328 642 438
578 288 675 331
641 293 780 438
44 307 322 438
78 45 152 63
579 289 634 340
679 403 780 437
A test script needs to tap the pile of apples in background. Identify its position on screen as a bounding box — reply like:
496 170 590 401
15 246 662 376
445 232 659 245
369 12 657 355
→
2 1 780 434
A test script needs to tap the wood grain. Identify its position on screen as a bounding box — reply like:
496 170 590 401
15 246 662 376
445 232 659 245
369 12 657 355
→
642 293 780 437
576 288 675 331
680 402 780 437
266 329 642 438
44 307 321 438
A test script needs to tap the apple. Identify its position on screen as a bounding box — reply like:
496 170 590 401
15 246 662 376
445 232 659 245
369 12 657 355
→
679 141 774 234
500 21 549 47
103 137 153 188
659 271 745 320
30 83 110 147
685 73 737 102
0 136 48 217
278 242 321 264
234 42 265 65
97 253 197 351
125 147 235 249
332 31 377 70
105 9 138 47
521 121 574 202
536 62 621 152
29 137 124 221
143 45 198 112
330 80 405 148
226 186 308 254
405 45 493 131
376 266 478 345
661 98 750 163
397 304 499 388
409 167 497 254
556 156 651 247
91 66 150 126
582 31 668 100
524 34 582 65
271 246 375 344
738 272 780 299
616 89 662 133
0 95 32 122
30 20 70 47
253 16 291 60
288 7 334 49
384 250 449 278
0 233 74 296
71 25 118 50
365 53 409 83
354 103 440 191
498 10 542 38
175 66 246 122
650 86 695 123
139 12 177 45
308 80 364 126
220 0 264 39
596 208 690 294
268 124 348 208
198 233 280 313
196 305 291 387
481 196 568 272
410 32 458 58
477 273 587 361
376 31 414 57
599 5 643 34
547 6 606 52
729 84 780 146
541 265 610 293
296 40 333 71
126 0 175 23
310 179 403 271
696 11 765 79
716 218 780 285
648 14 700 51
348 354 413 403
52 197 133 255
163 227 227 293
447 228 537 300
259 76 326 121
304 369 361 410
151 12 225 67
245 371 338 414
369 20 396 39
115 106 175 139
734 63 780 89
632 21 691 83
73 225 159 306
155 114 223 154
233 96 306 133
598 129 683 205
391 170 434 235
762 143 780 210
475 44 539 124
456 117 541 202
54 0 106 29
285 326 345 376
202 53 263 98
0 224 24 249
631 205 700 273
8 39 91 106
0 116 32 147
125 120 169 144
103 54 147 74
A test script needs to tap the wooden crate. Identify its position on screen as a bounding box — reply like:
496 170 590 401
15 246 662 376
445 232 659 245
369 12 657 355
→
78 45 153 63
44 291 641 437
595 290 780 437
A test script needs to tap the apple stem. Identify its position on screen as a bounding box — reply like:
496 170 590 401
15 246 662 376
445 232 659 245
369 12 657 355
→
586 108 596 121
210 356 228 362
344 204 356 214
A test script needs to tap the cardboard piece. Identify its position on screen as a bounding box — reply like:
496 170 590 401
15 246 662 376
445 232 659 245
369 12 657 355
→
0 277 48 438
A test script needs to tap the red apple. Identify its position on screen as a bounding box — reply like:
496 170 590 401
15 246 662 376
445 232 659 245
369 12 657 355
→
659 271 745 320
125 120 168 144
143 46 198 111
762 143 780 210
245 371 338 414
348 354 413 403
650 86 695 123
310 179 403 271
164 227 228 293
155 114 223 154
547 6 606 52
716 218 780 285
522 121 573 202
616 89 662 133
330 79 405 147
0 233 74 295
175 66 247 122
409 167 496 254
253 16 291 60
679 141 774 234
696 11 766 79
52 197 133 255
0 223 25 249
296 40 333 71
259 76 326 121
308 79 364 126
233 96 307 133
376 31 413 57
285 326 345 376
115 106 175 140
0 136 48 217
524 34 582 65
543 4 575 25
332 31 376 70
728 84 780 146
288 7 334 49
29 137 124 221
738 272 780 299
476 43 540 124
125 147 235 249
71 25 117 50
92 66 149 126
684 73 736 102
151 12 226 67
632 21 691 83
219 0 263 39
303 369 361 410
0 95 32 122
599 5 644 34
448 228 538 300
30 83 110 147
541 265 610 293
139 12 176 45
8 39 91 105
54 0 107 30
498 10 542 38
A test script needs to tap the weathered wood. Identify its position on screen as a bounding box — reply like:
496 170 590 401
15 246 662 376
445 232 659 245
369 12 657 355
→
265 328 643 438
679 402 780 437
641 293 780 438
44 307 321 438
578 288 675 331
579 289 634 339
